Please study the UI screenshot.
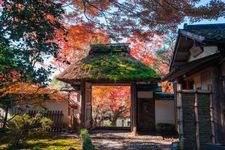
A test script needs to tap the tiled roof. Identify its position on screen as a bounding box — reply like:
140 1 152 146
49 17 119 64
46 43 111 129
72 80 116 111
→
180 23 225 43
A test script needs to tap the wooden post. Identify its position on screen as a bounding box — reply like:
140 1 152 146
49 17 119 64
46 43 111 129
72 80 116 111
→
80 81 86 129
194 86 200 149
84 82 92 129
131 82 137 136
90 83 93 128
222 79 225 142
209 86 216 144
211 68 220 143
177 84 184 149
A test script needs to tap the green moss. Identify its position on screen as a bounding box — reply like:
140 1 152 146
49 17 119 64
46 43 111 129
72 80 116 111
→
80 129 95 150
0 137 81 150
81 54 160 81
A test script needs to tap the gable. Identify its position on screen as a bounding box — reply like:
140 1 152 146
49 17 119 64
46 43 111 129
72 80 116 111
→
165 23 225 81
188 46 218 62
170 24 225 72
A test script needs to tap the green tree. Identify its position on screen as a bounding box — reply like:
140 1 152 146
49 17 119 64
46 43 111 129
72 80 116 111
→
6 113 52 148
0 0 65 85
0 0 65 128
0 42 20 128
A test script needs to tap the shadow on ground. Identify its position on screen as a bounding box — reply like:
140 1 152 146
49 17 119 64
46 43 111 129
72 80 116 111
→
91 130 177 150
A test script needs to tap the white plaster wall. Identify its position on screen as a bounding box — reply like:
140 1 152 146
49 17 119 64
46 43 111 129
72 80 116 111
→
2 92 81 127
43 92 81 128
155 100 175 124
43 92 81 125
69 92 81 114
0 108 5 117
44 100 69 124
116 118 131 127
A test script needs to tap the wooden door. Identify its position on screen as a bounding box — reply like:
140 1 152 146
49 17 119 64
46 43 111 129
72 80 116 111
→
138 98 155 132
136 84 155 132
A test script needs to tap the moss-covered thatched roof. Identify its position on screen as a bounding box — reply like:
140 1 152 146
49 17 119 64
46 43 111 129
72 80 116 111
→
56 44 160 83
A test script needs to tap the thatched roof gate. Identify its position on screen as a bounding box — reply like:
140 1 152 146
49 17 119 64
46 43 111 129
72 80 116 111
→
57 43 160 135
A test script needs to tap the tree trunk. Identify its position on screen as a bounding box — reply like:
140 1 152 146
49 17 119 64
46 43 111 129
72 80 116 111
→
111 117 117 126
111 111 120 127
2 107 9 128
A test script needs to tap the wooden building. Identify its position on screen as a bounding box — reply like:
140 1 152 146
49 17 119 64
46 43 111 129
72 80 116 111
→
164 24 225 149
57 43 174 135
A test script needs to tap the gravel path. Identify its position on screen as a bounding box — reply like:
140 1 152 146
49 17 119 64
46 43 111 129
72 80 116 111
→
91 130 178 150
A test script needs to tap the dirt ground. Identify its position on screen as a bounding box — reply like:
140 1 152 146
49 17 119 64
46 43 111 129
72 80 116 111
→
91 130 178 150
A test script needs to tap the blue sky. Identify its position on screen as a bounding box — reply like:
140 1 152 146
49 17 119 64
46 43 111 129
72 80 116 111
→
51 1 225 79
178 17 225 29
178 0 225 28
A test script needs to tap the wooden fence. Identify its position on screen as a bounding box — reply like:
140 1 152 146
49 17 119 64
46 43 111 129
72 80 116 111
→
176 85 215 149
29 110 64 132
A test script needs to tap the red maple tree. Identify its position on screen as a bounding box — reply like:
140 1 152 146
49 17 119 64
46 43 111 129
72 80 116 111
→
92 86 130 126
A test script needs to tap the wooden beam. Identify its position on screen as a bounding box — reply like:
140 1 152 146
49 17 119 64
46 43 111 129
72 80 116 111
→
131 82 137 136
209 86 216 144
80 81 86 129
180 30 205 43
194 86 200 149
91 83 131 86
177 84 184 149
173 61 187 66
84 82 92 129
176 51 190 56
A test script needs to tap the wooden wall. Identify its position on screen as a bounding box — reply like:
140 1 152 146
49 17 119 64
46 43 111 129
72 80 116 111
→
180 66 225 144
182 92 196 149
176 87 215 149
219 62 225 143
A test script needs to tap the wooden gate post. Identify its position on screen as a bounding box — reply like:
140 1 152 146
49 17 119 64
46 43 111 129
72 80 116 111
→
84 82 92 129
177 84 184 149
194 86 200 149
131 82 137 136
80 81 86 129
209 86 215 144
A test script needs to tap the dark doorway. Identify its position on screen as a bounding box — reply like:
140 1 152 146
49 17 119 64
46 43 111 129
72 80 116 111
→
137 98 155 132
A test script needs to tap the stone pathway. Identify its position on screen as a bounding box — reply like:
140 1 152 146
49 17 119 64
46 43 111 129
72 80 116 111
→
91 130 178 150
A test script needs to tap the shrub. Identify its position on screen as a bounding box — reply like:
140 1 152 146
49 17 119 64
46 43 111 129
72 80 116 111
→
5 113 52 148
156 123 177 139
80 129 95 150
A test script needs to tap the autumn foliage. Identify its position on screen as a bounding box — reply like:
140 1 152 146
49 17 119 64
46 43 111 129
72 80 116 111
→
0 82 66 110
0 0 224 131
1 82 65 101
92 86 130 126
60 0 225 40
54 23 109 68
128 34 174 93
